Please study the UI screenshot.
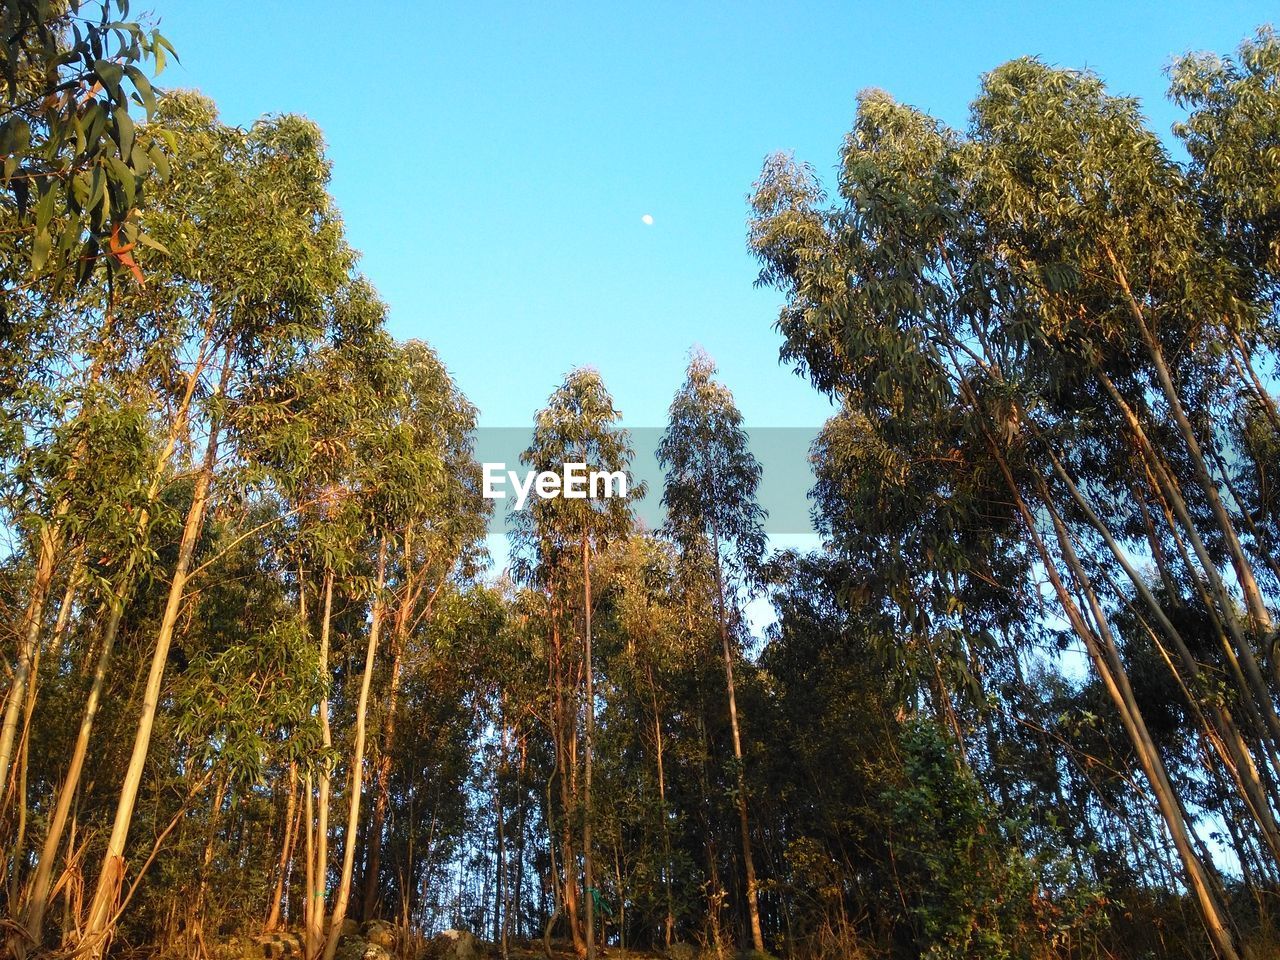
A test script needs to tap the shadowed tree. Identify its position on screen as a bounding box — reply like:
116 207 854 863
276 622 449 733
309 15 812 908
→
658 350 768 954
513 367 640 959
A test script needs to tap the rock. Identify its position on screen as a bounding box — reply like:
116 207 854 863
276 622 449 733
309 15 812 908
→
361 918 399 949
341 918 362 938
250 932 304 959
667 944 696 960
335 935 392 960
209 932 303 960
426 928 480 960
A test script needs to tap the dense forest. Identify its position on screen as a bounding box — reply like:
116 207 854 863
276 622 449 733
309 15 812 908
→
4 3 1280 959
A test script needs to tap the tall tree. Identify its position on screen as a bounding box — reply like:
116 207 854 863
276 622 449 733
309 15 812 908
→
745 48 1280 956
514 367 639 959
657 350 768 954
78 93 352 957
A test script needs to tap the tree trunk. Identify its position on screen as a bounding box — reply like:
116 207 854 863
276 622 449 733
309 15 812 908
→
266 763 300 932
307 568 336 959
0 518 63 809
985 421 1241 960
551 592 585 957
320 540 387 960
711 533 764 954
80 351 230 957
582 537 596 960
650 671 675 949
495 723 509 959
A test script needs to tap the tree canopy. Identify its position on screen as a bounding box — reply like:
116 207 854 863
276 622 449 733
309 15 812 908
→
3 8 1280 960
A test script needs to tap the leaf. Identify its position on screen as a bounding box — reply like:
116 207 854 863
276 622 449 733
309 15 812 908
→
0 116 30 156
136 230 169 254
94 59 124 100
109 222 145 285
114 104 134 156
129 137 151 175
107 154 134 209
124 64 156 115
31 228 52 272
151 29 179 74
34 183 55 233
148 143 169 181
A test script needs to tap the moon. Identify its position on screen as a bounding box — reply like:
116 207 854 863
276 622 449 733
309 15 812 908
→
641 214 654 225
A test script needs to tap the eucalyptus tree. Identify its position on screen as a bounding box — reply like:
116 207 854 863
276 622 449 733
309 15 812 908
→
513 367 640 959
74 92 352 956
359 338 489 920
744 49 1280 955
250 326 485 959
1168 28 1280 634
656 350 768 954
971 52 1280 887
235 296 413 958
607 530 693 948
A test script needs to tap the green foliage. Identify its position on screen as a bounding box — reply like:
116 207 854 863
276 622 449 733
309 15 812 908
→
7 17 1280 960
0 0 176 282
884 721 1038 960
658 350 766 590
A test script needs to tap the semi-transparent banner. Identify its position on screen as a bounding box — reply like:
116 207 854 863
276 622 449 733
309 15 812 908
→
471 427 821 536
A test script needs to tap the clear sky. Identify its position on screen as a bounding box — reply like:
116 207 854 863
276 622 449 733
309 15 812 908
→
153 0 1274 432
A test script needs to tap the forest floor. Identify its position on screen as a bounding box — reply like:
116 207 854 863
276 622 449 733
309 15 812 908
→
502 944 692 960
504 947 670 959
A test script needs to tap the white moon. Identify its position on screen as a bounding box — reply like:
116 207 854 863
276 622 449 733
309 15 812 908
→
641 214 654 225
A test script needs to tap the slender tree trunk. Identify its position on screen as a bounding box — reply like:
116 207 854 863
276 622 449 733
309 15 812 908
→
1228 327 1280 434
80 351 230 957
0 518 63 808
320 540 387 960
986 425 1240 959
267 763 300 932
1105 245 1272 636
193 773 230 945
307 568 336 959
513 738 527 943
304 772 316 944
711 534 764 954
581 537 596 960
361 645 403 919
694 705 724 955
613 839 624 950
495 722 509 959
45 554 83 672
362 559 443 920
9 549 83 884
551 592 586 957
650 672 675 949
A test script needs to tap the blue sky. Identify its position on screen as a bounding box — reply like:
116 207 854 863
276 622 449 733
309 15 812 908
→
155 0 1274 432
